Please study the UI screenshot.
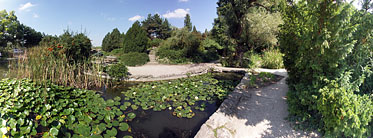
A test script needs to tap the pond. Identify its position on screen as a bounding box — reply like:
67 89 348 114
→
0 60 9 79
98 72 245 138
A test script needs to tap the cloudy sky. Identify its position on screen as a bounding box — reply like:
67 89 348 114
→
0 0 218 46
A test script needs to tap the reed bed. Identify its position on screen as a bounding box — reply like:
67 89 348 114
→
9 46 108 89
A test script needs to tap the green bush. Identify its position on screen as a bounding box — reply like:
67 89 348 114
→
149 38 163 47
39 31 92 63
157 28 208 64
119 52 149 66
244 51 262 69
261 49 284 69
106 63 128 80
280 1 373 137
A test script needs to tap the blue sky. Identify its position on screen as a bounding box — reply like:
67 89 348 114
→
0 0 219 46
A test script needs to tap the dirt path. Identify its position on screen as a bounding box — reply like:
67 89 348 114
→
194 69 320 138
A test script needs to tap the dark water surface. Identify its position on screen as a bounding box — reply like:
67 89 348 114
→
98 72 244 138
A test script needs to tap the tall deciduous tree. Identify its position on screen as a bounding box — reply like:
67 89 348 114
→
123 21 149 53
0 10 19 47
184 14 192 32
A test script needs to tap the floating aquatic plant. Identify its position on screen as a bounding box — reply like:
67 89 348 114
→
122 73 240 118
0 79 135 138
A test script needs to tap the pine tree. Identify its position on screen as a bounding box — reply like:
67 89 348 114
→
123 21 149 53
102 32 111 52
160 19 171 39
192 26 197 33
142 14 171 39
184 14 192 32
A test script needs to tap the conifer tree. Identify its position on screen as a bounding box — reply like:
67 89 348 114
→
101 28 123 52
184 14 192 32
123 21 149 53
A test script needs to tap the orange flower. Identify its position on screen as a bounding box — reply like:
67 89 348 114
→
48 48 53 51
57 45 63 48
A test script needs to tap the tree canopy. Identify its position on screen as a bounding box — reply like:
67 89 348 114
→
184 14 192 32
102 28 123 52
214 0 283 67
0 10 43 48
123 21 149 53
141 14 171 40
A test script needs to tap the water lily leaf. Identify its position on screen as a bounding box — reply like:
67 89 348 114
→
91 135 103 138
114 97 121 102
17 118 24 126
63 108 74 115
120 105 127 111
106 99 115 107
40 119 47 127
49 127 59 136
123 102 131 107
30 128 37 136
106 128 117 137
123 135 133 138
119 123 129 131
130 105 138 110
74 123 90 137
68 115 75 124
127 113 136 120
112 121 119 127
115 110 123 116
106 123 112 128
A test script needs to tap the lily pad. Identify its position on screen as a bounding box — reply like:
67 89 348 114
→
119 123 129 131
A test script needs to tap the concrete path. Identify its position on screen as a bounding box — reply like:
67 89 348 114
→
194 69 319 138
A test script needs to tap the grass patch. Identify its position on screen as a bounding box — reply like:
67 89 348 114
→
246 72 282 88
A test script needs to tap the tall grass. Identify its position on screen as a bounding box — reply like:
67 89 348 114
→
261 48 284 69
9 46 107 89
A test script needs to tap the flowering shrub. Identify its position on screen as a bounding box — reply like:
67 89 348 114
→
39 31 92 63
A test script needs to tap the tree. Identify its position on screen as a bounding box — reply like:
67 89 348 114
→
101 32 110 51
17 24 43 47
102 28 123 52
123 21 149 53
215 0 283 67
160 19 171 39
184 14 192 32
192 26 197 33
142 14 171 39
0 10 19 47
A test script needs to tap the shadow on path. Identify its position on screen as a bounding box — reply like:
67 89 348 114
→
195 69 319 138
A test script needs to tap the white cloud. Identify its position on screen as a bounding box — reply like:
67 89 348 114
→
19 2 35 11
179 0 189 2
33 13 39 18
128 15 143 21
163 8 190 19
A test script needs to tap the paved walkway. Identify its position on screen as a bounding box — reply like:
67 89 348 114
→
194 69 320 138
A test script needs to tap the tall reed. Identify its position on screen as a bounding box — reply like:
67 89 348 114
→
9 46 108 89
